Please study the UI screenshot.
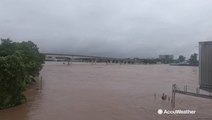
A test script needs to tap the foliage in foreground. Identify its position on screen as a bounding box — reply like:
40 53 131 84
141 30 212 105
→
0 38 45 109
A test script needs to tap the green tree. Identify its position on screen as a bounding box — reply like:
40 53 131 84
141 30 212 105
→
0 38 16 56
0 38 44 109
178 55 186 63
188 53 198 66
0 53 26 109
16 41 45 82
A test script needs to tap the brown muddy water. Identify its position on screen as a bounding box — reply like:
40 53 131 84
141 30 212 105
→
1 62 212 120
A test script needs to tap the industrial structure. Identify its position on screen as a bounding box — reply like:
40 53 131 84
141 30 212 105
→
171 41 212 108
159 54 174 63
199 41 212 91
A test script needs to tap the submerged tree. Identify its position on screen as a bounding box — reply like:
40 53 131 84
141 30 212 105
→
0 38 45 109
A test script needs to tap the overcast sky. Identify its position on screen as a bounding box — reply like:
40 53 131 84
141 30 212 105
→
0 0 212 58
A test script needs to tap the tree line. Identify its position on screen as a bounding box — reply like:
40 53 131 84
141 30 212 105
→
0 38 45 109
133 53 198 65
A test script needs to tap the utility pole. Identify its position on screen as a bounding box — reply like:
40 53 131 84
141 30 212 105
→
171 84 176 109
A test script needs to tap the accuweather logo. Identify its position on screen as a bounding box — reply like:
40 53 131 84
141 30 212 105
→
157 109 196 115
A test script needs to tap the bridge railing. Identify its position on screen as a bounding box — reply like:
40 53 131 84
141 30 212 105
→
174 84 212 95
171 84 212 108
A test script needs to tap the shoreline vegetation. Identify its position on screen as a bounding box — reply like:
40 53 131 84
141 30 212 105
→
0 38 45 110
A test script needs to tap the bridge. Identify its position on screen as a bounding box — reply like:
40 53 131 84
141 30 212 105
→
42 53 137 64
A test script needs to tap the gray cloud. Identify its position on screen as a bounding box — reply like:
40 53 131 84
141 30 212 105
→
1 0 212 58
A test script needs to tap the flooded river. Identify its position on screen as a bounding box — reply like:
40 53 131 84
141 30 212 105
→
1 62 212 120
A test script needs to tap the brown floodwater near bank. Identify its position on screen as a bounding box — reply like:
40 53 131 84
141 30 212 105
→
1 62 212 120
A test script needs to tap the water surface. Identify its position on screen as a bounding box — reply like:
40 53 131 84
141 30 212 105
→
1 62 212 120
